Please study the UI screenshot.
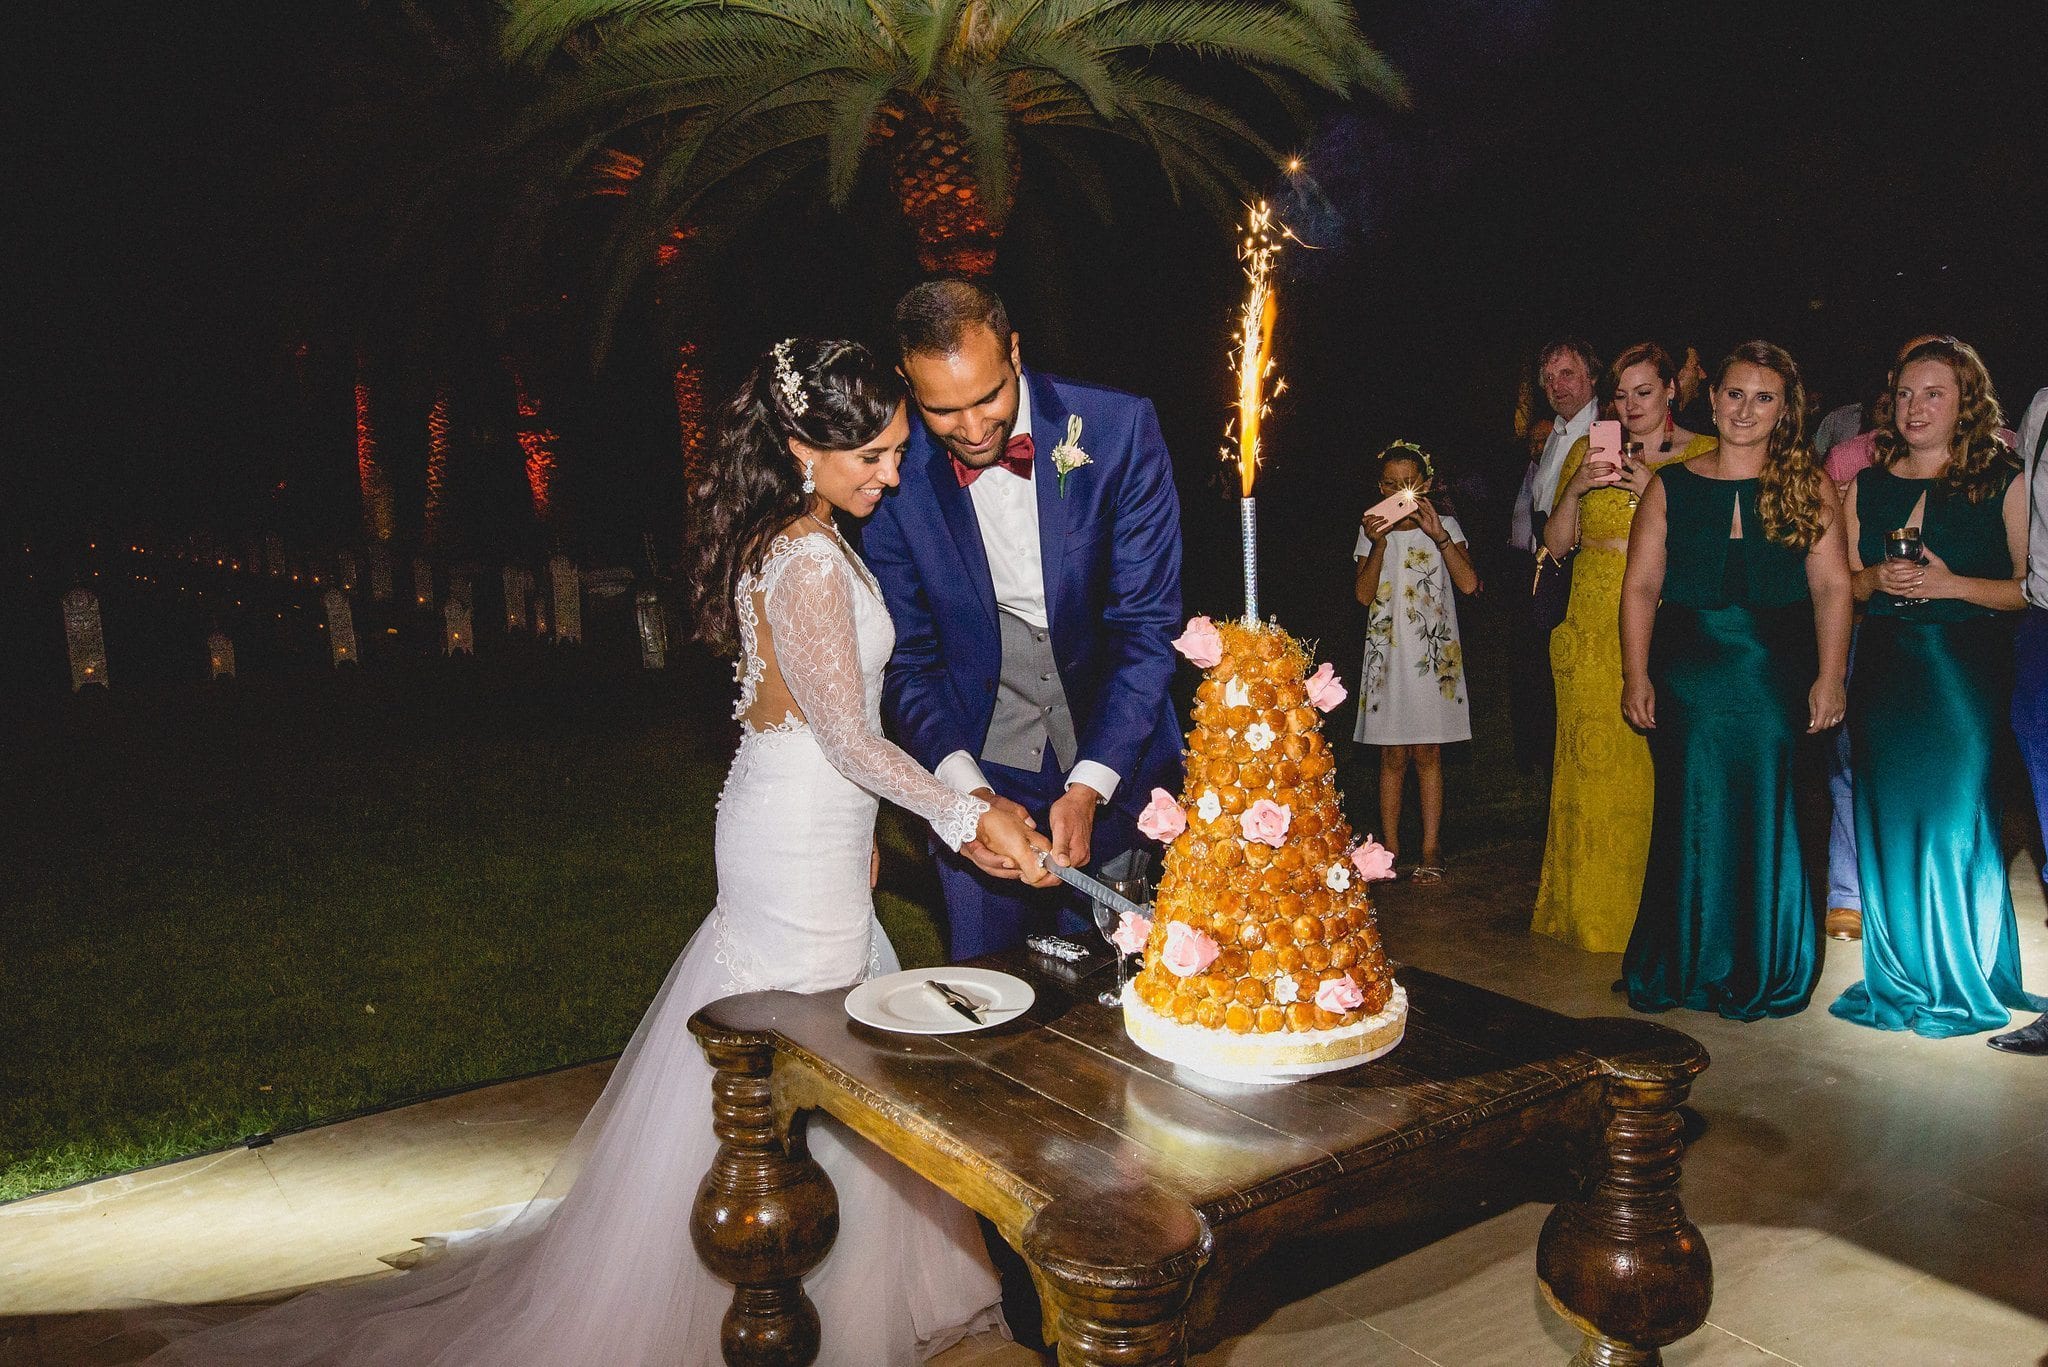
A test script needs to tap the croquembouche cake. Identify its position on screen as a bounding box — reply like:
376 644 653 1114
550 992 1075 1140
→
1120 614 1406 1083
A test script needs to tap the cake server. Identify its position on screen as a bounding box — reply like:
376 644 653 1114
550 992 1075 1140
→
1036 851 1153 922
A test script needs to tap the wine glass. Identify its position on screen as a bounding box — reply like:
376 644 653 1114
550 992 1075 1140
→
1090 873 1150 1008
1886 527 1924 606
1621 441 1645 510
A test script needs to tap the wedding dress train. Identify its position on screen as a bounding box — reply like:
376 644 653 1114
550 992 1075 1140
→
143 530 1002 1365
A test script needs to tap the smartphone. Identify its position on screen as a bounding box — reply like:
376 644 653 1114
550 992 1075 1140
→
1588 420 1622 466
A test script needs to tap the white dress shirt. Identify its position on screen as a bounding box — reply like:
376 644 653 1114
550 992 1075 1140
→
934 374 1121 804
2018 386 2048 610
1510 399 1596 553
1534 400 1598 516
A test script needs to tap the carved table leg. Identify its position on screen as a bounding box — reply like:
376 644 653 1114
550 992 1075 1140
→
1538 1023 1713 1367
1023 1189 1211 1367
689 1031 839 1367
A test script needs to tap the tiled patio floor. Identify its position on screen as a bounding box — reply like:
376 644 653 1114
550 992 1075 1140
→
5 843 2044 1366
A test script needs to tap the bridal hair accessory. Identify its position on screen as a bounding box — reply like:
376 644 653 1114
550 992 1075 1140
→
1375 439 1435 484
772 339 809 417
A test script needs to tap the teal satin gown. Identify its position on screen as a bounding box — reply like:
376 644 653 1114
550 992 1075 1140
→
1623 467 1820 1020
1830 467 2044 1037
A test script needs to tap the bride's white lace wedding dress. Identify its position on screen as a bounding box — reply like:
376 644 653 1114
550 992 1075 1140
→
144 529 1003 1365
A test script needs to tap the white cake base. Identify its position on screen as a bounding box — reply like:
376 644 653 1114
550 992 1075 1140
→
1121 980 1407 1084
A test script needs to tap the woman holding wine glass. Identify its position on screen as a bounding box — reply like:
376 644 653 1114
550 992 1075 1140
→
1829 336 2043 1037
1618 341 1851 1020
1533 342 1712 953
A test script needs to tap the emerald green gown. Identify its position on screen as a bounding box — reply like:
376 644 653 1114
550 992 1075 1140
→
1829 466 2044 1037
1623 466 1820 1020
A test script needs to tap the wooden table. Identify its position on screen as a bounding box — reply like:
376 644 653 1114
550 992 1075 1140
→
688 952 1712 1367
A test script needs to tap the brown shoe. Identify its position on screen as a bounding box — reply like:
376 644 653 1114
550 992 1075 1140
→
1825 907 1862 941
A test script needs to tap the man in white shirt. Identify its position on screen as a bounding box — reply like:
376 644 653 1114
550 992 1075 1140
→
865 280 1185 959
1989 385 2048 1054
1506 338 1600 777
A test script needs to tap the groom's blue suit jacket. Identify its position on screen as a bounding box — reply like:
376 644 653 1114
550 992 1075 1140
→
862 370 1186 812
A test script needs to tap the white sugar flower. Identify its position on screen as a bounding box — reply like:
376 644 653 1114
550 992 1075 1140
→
1196 790 1222 823
1050 415 1091 496
1325 863 1352 892
1224 678 1250 708
1272 976 1299 1005
1244 721 1275 752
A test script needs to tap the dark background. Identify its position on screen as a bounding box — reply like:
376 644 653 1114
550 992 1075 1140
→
10 0 2048 633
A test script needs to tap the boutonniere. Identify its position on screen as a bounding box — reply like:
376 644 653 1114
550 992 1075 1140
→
1050 414 1091 496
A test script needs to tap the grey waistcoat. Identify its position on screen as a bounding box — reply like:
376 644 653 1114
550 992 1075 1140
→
981 608 1077 773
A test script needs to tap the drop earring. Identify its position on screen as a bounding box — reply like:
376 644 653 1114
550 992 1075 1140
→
801 462 816 494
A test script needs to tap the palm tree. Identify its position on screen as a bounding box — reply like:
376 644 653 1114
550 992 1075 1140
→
493 0 1404 333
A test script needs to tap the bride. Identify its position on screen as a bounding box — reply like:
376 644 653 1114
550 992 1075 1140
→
141 339 1054 1365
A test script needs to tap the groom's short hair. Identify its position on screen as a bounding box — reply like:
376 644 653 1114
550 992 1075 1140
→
894 279 1012 360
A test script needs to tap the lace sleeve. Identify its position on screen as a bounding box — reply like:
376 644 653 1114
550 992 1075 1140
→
763 544 989 852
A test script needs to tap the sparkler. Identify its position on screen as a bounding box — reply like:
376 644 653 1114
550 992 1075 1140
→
1227 203 1291 624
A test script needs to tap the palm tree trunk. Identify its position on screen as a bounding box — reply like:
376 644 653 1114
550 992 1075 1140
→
883 107 1007 277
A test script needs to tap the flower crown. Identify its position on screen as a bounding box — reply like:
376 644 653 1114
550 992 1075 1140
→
1375 439 1435 484
771 339 809 417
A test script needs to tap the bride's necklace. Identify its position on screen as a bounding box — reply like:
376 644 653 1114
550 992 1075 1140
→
804 510 841 540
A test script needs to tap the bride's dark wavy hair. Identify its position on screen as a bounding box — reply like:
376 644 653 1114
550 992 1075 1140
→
684 339 904 655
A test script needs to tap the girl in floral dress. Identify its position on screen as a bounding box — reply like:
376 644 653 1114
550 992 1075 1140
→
1354 443 1481 882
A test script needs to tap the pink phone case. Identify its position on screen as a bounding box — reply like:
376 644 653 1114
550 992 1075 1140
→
1589 419 1622 465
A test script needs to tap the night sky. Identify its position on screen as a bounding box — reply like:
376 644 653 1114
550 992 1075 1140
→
11 1 2048 576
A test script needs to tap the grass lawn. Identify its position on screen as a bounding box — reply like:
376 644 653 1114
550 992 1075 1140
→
0 587 1550 1205
0 644 946 1203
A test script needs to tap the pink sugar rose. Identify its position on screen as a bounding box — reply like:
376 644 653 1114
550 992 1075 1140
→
1315 975 1366 1014
1239 798 1292 847
1136 787 1188 843
1350 836 1396 882
1111 909 1153 956
1172 615 1223 668
1304 662 1348 713
1160 921 1221 977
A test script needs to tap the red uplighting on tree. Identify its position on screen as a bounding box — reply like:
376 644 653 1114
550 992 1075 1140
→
509 367 558 522
426 388 452 541
354 363 396 541
673 341 706 476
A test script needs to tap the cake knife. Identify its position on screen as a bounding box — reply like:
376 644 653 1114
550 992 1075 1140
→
1035 852 1153 921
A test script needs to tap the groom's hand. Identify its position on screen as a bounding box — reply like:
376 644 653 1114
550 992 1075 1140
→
961 788 1035 879
1049 782 1101 870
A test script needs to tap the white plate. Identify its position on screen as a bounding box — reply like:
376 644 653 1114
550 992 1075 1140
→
845 967 1035 1035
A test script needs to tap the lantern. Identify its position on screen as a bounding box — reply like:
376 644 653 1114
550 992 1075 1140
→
206 629 236 680
635 590 666 670
502 566 529 632
62 588 109 690
549 555 581 644
323 588 358 666
443 597 473 655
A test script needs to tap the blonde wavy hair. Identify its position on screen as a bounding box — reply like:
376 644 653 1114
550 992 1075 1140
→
1715 341 1826 549
1871 337 2016 504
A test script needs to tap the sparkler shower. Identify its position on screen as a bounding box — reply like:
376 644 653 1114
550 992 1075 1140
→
1227 203 1289 623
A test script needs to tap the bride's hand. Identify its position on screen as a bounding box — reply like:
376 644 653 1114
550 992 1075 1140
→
870 841 880 889
976 807 1057 887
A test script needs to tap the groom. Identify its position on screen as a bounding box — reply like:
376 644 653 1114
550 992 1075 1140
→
863 279 1185 960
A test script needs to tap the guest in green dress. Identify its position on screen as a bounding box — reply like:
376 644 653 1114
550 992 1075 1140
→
1619 341 1853 1020
1829 337 2043 1037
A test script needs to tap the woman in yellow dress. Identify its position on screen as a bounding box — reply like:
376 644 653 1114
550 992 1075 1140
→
1533 343 1713 952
